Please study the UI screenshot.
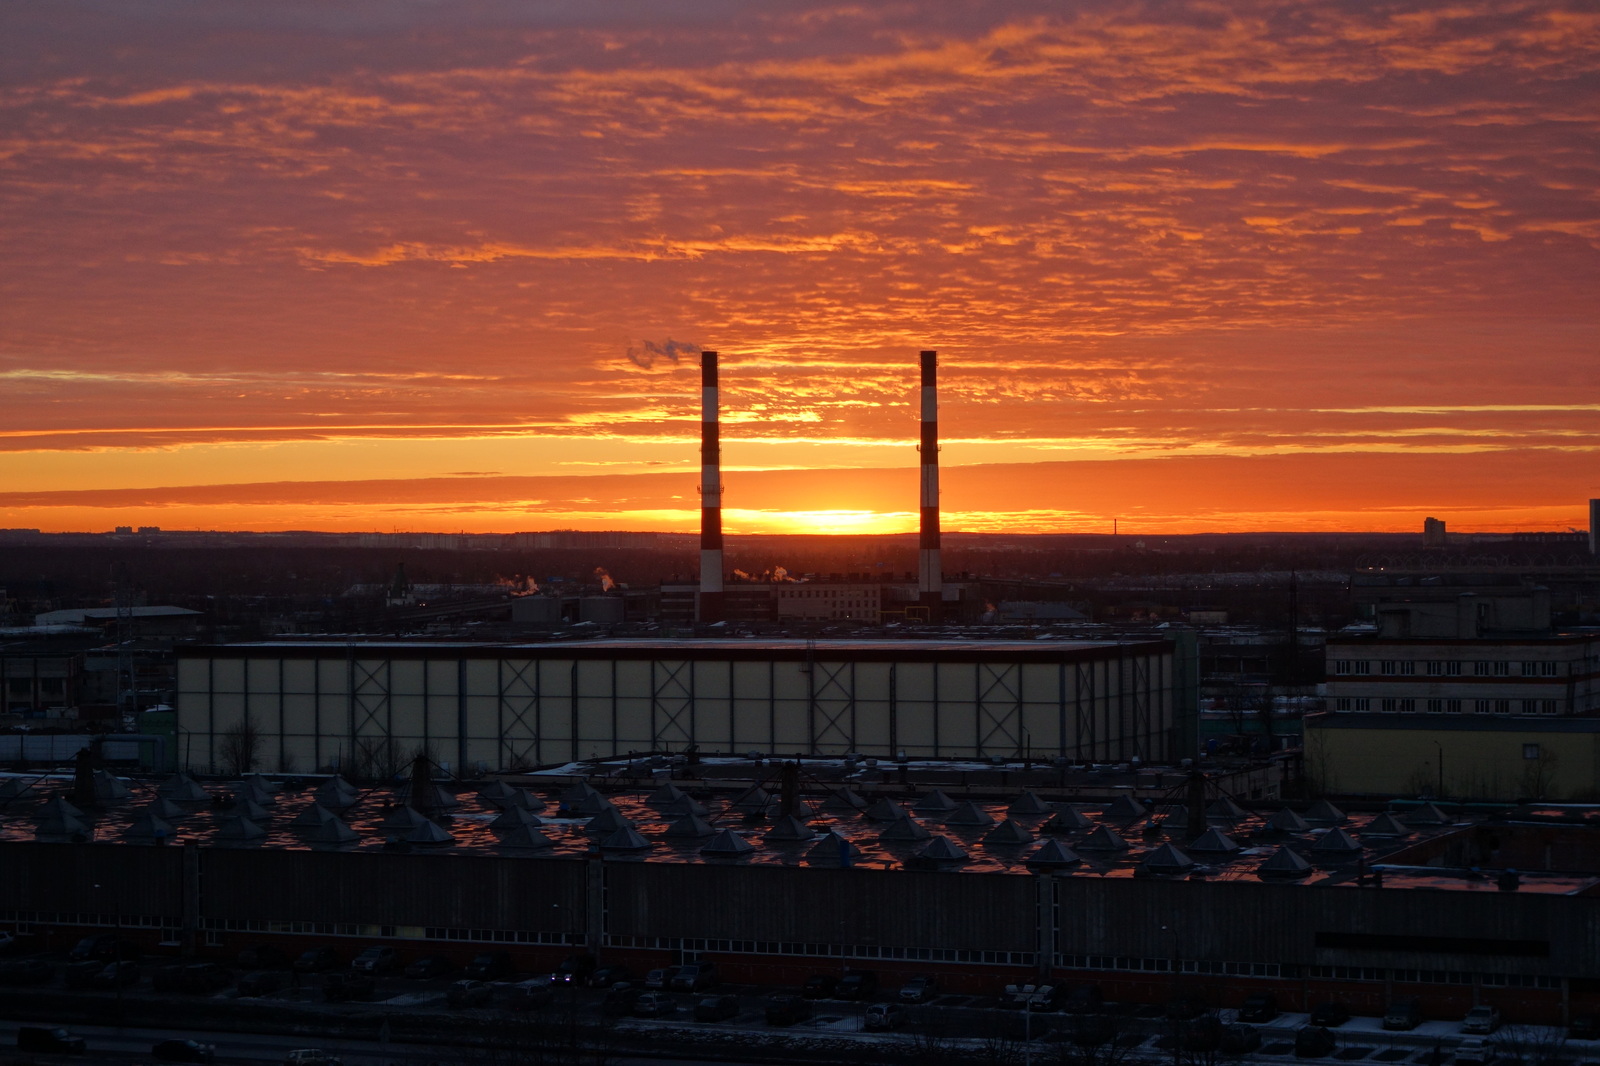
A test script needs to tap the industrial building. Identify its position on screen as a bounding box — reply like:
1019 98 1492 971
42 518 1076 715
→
0 770 1596 1026
173 638 1184 776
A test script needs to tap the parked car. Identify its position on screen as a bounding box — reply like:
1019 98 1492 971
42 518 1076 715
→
1181 1014 1225 1052
1222 1024 1263 1054
237 970 289 997
293 947 340 974
179 962 232 994
447 979 493 1008
1457 1038 1497 1066
506 978 554 1012
351 947 400 974
237 944 288 969
602 983 641 1017
1309 1002 1351 1028
899 975 939 1003
64 960 102 990
765 992 812 1026
1570 1016 1600 1040
633 991 676 1017
836 969 878 1001
1294 1026 1337 1058
802 974 837 999
464 951 512 980
0 959 53 986
283 1050 340 1066
152 1039 216 1064
1383 998 1423 1031
552 953 597 985
588 964 630 989
865 1003 907 1031
1463 1006 1502 1034
1020 984 1064 1012
321 971 374 1002
644 966 681 990
404 955 456 980
1166 996 1206 1021
69 934 123 961
1061 984 1105 1015
694 993 740 1022
17 1027 85 1054
1240 994 1279 1023
91 961 140 988
671 961 719 992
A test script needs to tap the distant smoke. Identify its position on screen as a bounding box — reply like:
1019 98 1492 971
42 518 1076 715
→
496 574 539 596
626 338 699 369
732 569 752 581
594 567 616 592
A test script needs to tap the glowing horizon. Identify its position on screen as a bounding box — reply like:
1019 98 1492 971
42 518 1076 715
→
2 2 1596 535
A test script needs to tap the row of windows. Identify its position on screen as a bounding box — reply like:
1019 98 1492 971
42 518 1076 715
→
1334 697 1560 715
0 910 170 930
1054 955 1558 989
1334 660 1560 678
604 934 1034 967
200 917 580 946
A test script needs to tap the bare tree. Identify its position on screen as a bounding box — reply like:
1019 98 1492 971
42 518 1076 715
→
1047 1011 1145 1066
1492 1023 1569 1066
217 718 261 775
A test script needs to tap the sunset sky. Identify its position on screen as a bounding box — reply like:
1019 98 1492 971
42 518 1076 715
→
2 1 1597 535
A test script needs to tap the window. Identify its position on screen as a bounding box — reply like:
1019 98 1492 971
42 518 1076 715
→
1335 660 1352 676
1355 698 1371 712
1447 699 1461 713
1520 700 1539 715
1381 698 1397 713
1427 699 1443 713
1521 662 1540 676
1382 661 1398 676
1494 662 1510 677
1494 699 1510 714
1541 662 1558 677
1474 661 1491 676
1427 661 1444 676
1399 698 1416 713
1475 700 1492 714
1401 661 1415 675
1354 661 1372 675
1335 698 1352 712
1541 700 1558 715
1523 744 1540 760
1447 661 1462 676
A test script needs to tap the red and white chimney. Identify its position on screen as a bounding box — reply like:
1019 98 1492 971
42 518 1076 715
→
918 350 942 622
699 350 724 624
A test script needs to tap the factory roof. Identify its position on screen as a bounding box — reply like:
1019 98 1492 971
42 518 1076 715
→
185 637 1168 663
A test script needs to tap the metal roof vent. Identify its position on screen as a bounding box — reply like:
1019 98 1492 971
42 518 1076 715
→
865 797 910 822
1077 826 1129 852
912 790 960 814
1188 828 1241 855
700 828 754 856
944 801 995 827
1140 842 1195 875
917 835 970 864
664 812 716 838
489 807 544 832
1103 794 1147 820
983 819 1035 846
764 814 817 843
1026 838 1083 867
1267 808 1311 833
1304 799 1347 825
496 826 557 850
1256 846 1313 881
878 815 933 842
805 830 865 867
1007 792 1052 816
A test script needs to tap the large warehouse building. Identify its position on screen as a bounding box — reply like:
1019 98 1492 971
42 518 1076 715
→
174 639 1187 775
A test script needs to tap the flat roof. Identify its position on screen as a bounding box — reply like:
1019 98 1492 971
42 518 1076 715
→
1310 713 1600 733
183 638 1170 664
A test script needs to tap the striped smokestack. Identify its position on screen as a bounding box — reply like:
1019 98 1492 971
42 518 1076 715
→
699 350 724 624
918 350 942 622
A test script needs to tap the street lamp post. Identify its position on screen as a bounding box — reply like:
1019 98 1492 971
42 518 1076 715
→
1433 741 1445 800
1162 924 1182 1066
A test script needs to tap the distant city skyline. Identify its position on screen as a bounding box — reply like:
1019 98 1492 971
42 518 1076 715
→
3 3 1596 534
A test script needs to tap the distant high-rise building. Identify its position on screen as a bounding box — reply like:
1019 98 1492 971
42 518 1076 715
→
1422 516 1447 547
1590 499 1599 555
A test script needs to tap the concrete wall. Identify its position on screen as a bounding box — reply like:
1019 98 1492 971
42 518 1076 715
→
1305 715 1600 800
175 641 1177 774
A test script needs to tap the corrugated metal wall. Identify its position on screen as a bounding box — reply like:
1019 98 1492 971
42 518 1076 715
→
176 642 1176 773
